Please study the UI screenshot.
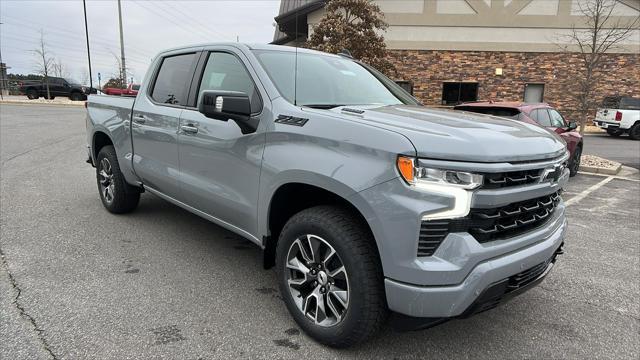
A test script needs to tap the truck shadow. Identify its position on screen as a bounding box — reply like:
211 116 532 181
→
121 193 590 358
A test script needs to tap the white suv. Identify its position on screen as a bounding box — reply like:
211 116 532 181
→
594 96 640 140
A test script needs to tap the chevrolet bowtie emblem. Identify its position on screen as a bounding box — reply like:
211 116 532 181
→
541 164 565 184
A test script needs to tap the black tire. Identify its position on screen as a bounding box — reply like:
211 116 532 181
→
69 92 82 101
569 144 582 177
26 89 38 99
96 145 140 213
275 205 386 348
606 128 624 137
629 123 640 140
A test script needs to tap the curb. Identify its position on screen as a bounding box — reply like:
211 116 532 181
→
578 163 622 175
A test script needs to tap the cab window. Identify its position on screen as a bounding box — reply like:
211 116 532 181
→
198 52 261 114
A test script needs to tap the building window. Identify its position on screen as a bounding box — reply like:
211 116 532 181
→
442 82 478 105
395 80 413 95
524 83 544 103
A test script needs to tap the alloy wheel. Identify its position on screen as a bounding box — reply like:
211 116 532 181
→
99 158 115 204
285 234 350 327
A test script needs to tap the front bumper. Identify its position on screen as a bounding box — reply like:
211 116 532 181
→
385 211 566 319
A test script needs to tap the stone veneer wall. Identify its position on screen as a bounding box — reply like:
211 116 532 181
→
389 50 640 123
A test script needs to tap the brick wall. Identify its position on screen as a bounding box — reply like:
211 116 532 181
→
388 50 640 123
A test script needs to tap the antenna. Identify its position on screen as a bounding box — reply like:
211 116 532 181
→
293 7 298 106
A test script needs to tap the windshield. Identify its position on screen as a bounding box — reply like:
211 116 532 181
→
65 78 81 85
253 50 416 108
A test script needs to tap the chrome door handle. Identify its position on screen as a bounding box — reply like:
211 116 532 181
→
180 125 198 134
132 115 146 124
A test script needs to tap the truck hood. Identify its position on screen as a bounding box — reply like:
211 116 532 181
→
334 105 566 162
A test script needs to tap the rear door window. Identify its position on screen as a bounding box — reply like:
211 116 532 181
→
548 109 566 127
151 53 197 105
530 109 552 127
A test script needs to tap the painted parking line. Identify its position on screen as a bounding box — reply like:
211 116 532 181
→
565 176 614 207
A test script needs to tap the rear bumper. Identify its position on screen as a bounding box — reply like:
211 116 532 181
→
385 211 567 319
593 120 623 130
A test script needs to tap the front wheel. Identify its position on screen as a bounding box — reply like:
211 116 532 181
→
629 123 640 140
69 92 83 101
276 206 386 348
96 145 140 213
569 145 582 177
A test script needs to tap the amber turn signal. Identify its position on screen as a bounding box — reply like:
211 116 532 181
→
397 156 414 184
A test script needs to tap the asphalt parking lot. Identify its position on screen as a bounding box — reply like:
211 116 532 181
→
1 103 639 360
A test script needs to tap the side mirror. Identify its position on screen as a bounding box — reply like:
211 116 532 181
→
198 90 258 134
567 121 578 130
199 90 251 122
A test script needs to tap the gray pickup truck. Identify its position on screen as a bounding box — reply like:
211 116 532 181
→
86 43 569 347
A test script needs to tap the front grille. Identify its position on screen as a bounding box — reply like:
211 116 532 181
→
482 169 542 189
463 191 561 243
417 221 449 256
417 191 561 256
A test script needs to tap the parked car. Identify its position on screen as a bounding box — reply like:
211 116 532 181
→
19 77 93 101
86 44 568 348
594 96 640 140
103 83 140 96
454 102 583 176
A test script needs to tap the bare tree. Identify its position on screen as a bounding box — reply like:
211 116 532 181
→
51 58 68 78
33 30 54 99
80 68 90 86
108 49 128 88
561 0 639 134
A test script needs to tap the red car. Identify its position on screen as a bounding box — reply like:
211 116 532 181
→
103 83 140 96
454 102 583 176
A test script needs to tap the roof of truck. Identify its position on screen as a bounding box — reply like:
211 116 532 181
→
156 42 336 57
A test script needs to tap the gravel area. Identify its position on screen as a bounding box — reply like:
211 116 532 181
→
581 154 622 170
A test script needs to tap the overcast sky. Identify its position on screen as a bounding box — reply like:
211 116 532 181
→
0 0 281 84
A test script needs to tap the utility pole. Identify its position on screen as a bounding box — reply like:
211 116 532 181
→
0 22 4 100
117 0 127 88
82 0 93 90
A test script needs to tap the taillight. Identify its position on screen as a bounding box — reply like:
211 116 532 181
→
615 111 622 121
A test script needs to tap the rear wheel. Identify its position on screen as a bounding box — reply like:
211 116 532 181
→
606 128 624 137
26 89 38 99
569 144 582 177
629 123 640 140
96 145 140 213
276 206 386 348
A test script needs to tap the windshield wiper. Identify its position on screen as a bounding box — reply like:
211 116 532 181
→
301 104 345 109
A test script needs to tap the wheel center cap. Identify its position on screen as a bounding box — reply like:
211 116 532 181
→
317 271 328 286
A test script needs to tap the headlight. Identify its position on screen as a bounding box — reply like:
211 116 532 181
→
397 156 483 220
397 156 483 189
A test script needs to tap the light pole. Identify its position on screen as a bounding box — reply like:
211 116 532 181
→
117 0 127 88
82 0 93 91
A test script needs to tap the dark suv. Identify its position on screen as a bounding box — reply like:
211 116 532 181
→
19 77 94 101
455 102 583 176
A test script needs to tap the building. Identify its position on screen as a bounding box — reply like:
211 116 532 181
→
272 0 640 121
